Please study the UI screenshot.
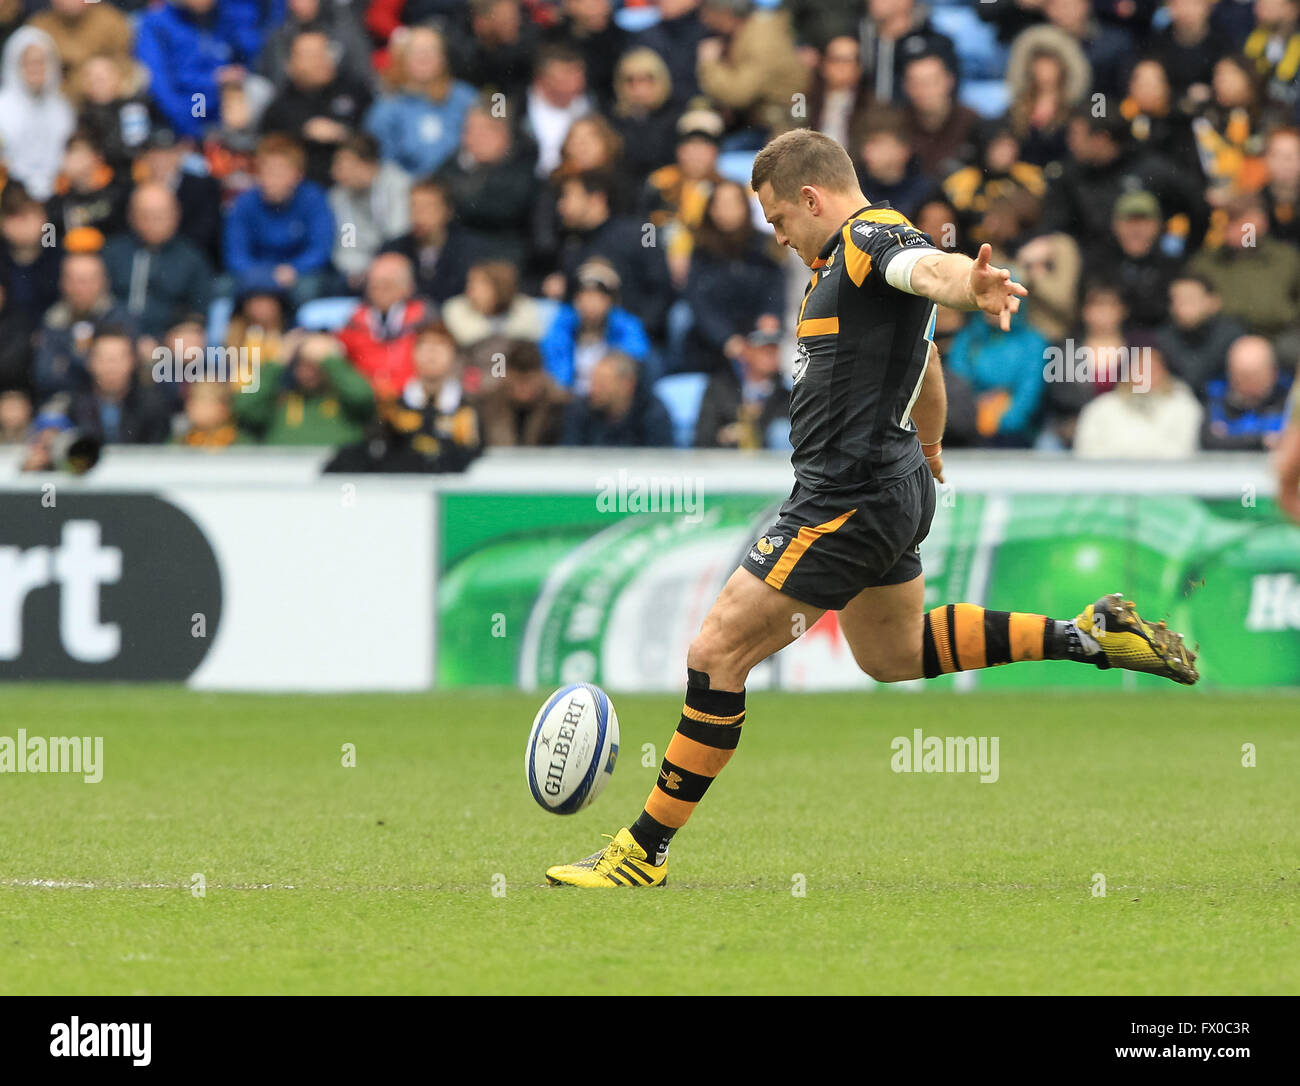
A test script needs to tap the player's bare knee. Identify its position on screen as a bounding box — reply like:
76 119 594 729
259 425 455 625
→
687 625 748 690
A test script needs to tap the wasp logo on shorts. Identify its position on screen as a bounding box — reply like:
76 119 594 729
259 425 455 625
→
755 535 783 556
792 341 811 384
659 769 683 791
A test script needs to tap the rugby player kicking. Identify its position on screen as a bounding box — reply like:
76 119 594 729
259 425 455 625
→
546 129 1199 889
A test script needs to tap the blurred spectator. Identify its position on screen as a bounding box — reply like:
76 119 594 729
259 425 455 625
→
610 48 680 181
236 331 375 444
1121 57 1202 176
1083 190 1183 331
975 190 1043 270
0 384 32 444
0 26 75 201
1005 25 1091 167
1150 0 1227 103
176 381 245 447
202 78 260 211
644 103 726 288
914 196 964 254
694 321 791 449
262 29 372 186
401 320 480 452
134 0 241 141
901 52 979 181
852 107 938 220
944 120 1047 247
1276 381 1300 523
219 0 288 66
1201 334 1292 450
74 54 155 173
259 0 375 93
695 0 808 139
636 0 709 108
1041 108 1208 251
30 0 133 98
104 182 213 340
1157 272 1245 394
1044 0 1137 99
33 252 134 401
681 179 784 374
803 36 871 151
1038 279 1123 448
337 252 433 399
533 113 636 264
857 0 958 105
224 135 337 305
543 0 629 108
68 325 172 444
520 43 591 179
152 313 208 406
541 258 649 392
561 349 673 447
476 338 568 445
380 176 472 303
330 132 412 292
945 307 1049 447
446 0 540 102
437 103 537 265
0 183 62 323
0 282 34 397
1188 190 1300 335
1243 0 1300 113
1193 53 1280 195
443 260 549 348
552 169 674 339
365 26 477 179
225 274 291 369
1013 231 1081 344
47 127 129 247
137 126 224 264
1262 126 1300 246
1073 338 1204 458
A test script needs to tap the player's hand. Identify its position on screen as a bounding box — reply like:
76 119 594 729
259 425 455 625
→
922 441 944 484
970 243 1028 332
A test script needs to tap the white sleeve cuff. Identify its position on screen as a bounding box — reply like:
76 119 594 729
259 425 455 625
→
883 247 942 295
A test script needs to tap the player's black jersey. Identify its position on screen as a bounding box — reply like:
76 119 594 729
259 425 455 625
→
790 202 937 493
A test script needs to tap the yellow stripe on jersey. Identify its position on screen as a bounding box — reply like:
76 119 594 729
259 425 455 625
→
796 316 839 338
840 223 873 285
764 508 856 591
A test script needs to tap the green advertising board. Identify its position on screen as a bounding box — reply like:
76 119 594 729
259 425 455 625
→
438 491 1300 692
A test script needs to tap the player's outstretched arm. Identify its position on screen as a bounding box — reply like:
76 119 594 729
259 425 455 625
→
907 244 1028 331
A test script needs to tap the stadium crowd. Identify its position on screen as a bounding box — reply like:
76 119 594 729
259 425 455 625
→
0 0 1299 471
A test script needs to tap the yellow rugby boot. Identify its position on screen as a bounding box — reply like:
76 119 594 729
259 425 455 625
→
546 828 668 888
1074 593 1199 685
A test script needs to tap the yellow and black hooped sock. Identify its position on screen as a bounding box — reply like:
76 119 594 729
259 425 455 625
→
629 669 745 864
921 604 1100 678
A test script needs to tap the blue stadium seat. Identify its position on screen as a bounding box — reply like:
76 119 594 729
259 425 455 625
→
959 79 1010 119
653 372 709 449
717 150 758 186
930 6 1005 82
614 7 660 33
295 296 360 332
206 295 234 344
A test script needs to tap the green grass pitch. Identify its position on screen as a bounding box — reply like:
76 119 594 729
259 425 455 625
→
1 685 1296 995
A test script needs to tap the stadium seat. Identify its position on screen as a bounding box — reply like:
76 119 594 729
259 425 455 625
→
614 7 660 32
717 150 758 186
960 80 1011 120
930 6 1005 82
295 296 360 332
206 295 234 345
653 372 709 449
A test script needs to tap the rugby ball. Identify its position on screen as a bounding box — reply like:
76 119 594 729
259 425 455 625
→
525 683 619 814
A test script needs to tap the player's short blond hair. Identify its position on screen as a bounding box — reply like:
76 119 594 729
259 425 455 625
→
750 129 859 202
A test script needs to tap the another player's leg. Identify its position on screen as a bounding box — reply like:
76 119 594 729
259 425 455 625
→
840 581 1198 685
545 568 823 887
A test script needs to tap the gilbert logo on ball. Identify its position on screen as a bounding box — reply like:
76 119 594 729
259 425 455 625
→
525 683 619 814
